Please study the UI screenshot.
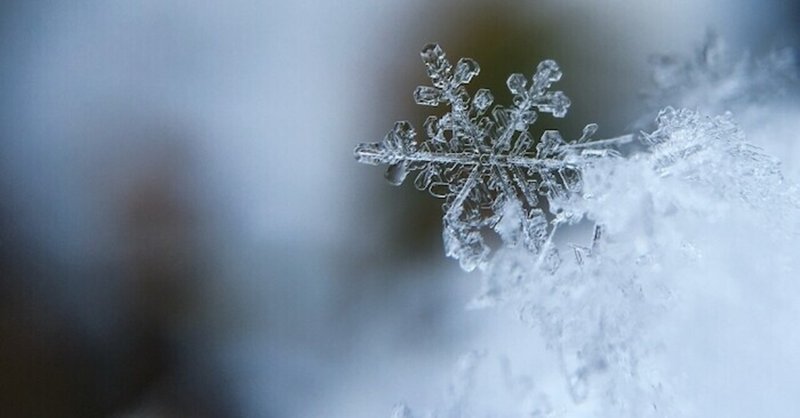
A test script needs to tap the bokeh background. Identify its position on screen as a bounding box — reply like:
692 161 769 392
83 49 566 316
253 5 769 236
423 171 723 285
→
1 1 798 417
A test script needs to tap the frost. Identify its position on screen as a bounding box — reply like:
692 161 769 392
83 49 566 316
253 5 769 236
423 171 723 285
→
354 43 631 272
644 107 784 206
467 107 798 417
644 32 797 119
394 351 555 418
354 41 800 417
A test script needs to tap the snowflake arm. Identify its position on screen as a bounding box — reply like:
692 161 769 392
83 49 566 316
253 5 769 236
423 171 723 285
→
354 43 631 271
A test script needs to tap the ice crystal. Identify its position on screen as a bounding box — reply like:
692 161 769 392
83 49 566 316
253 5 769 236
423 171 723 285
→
354 43 630 272
356 40 800 418
466 106 797 417
644 107 784 204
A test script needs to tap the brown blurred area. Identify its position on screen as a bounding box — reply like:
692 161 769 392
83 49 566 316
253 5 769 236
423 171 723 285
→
0 120 229 417
0 1 797 417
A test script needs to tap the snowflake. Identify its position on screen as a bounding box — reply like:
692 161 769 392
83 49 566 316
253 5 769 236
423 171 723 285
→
354 43 630 271
354 40 800 418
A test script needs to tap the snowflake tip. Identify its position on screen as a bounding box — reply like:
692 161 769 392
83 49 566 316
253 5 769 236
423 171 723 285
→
535 59 563 84
420 43 450 80
579 123 599 142
546 91 571 118
453 57 480 85
507 73 528 95
353 142 384 165
420 43 445 63
354 121 416 166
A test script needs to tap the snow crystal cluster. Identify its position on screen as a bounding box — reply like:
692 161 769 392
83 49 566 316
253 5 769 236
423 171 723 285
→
355 42 800 417
355 43 631 273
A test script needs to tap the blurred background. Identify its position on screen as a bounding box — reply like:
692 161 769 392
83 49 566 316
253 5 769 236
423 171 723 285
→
0 1 797 417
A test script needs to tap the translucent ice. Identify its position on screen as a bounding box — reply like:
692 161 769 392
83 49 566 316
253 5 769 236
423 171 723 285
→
354 43 629 271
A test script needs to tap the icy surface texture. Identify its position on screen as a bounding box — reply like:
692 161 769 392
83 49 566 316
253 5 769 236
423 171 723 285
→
644 107 786 208
355 42 800 417
643 32 797 120
393 351 554 418
471 108 799 417
354 43 629 272
643 33 800 188
422 108 798 418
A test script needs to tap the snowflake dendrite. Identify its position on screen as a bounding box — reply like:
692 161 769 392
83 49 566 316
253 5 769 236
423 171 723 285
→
355 43 629 271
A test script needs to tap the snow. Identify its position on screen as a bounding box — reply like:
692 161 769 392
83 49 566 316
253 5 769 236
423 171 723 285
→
357 40 800 417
